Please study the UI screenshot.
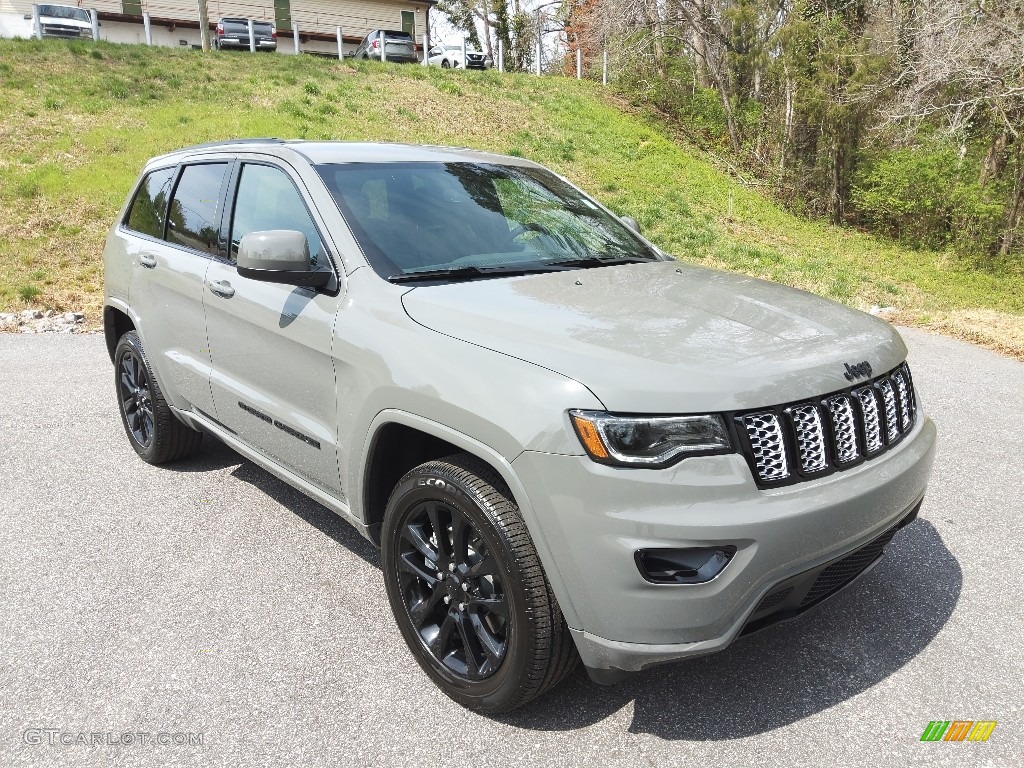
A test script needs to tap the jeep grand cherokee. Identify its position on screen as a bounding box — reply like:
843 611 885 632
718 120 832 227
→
102 140 936 712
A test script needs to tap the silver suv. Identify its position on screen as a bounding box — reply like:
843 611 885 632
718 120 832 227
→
102 140 937 712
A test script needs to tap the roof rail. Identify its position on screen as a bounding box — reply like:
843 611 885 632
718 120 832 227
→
171 138 286 153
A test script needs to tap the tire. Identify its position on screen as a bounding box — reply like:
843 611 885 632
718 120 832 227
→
114 330 203 465
382 453 578 713
441 59 450 68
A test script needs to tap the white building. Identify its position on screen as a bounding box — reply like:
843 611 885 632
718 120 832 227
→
0 0 434 57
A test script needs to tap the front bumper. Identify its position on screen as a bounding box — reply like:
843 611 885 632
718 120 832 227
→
218 38 276 49
510 415 936 673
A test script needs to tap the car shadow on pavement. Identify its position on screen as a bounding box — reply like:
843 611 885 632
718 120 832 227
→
174 440 382 567
497 520 961 739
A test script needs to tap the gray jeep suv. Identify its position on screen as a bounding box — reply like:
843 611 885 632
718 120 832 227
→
103 140 936 712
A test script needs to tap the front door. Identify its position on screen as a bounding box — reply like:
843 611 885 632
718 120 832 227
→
203 160 344 497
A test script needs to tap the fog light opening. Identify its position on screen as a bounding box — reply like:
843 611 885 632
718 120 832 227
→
635 546 737 584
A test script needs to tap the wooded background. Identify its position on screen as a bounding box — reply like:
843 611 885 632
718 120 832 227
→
437 0 1024 273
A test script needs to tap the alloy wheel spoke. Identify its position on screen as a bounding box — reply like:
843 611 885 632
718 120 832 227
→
402 523 439 563
468 611 504 666
429 612 456 657
450 511 471 568
467 555 499 578
469 595 508 619
409 588 445 629
454 612 481 677
398 552 439 585
424 502 450 570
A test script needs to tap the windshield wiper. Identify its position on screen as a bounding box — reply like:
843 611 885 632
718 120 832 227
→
387 265 561 284
547 256 653 269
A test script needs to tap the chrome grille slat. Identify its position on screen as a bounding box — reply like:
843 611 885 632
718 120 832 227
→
827 395 860 464
854 386 883 454
742 413 790 482
893 369 912 430
877 378 900 442
790 404 828 473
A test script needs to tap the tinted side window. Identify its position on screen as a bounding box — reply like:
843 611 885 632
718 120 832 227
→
230 164 326 269
125 167 176 238
166 163 229 254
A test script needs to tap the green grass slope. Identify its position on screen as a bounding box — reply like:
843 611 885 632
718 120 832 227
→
1 38 1021 357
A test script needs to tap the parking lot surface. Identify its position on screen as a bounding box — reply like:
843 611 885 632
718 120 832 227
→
0 328 1020 767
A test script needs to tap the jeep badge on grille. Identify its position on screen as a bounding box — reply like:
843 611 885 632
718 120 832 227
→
844 361 872 381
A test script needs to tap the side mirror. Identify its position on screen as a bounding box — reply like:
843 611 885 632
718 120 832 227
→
237 230 330 288
620 216 641 234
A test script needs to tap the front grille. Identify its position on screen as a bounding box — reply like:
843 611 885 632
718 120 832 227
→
799 524 900 607
877 378 900 443
754 586 792 612
741 507 916 638
790 404 828 473
737 363 918 488
42 24 85 38
828 395 860 464
854 386 883 454
741 412 790 482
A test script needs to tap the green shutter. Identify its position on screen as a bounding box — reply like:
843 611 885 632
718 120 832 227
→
122 0 142 16
274 0 292 32
401 10 415 36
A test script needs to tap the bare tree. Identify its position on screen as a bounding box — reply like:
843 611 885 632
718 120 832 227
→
886 0 1024 256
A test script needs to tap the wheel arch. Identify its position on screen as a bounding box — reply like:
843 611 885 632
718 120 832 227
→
358 409 583 630
103 303 137 364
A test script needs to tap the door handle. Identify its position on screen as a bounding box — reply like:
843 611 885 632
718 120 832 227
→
139 253 157 268
208 280 235 298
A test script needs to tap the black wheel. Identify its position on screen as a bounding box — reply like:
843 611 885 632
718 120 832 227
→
441 59 450 68
114 330 202 464
382 453 577 713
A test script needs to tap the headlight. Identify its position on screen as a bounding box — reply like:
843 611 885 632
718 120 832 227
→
569 410 732 467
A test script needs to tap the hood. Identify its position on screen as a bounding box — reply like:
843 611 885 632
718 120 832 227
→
401 261 907 413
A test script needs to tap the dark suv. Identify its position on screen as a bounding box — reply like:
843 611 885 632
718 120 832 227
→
353 29 419 63
214 17 277 51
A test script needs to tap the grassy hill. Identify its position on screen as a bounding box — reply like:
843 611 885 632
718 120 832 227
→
1 38 1021 358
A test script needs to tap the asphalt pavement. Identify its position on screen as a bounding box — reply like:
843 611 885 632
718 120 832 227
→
0 328 1021 767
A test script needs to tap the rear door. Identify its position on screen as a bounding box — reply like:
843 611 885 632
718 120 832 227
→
124 161 229 415
203 159 344 496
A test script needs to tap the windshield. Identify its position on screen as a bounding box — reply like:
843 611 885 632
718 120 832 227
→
39 4 90 21
315 162 659 280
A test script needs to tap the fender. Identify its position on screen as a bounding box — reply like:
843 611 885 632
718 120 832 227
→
358 408 583 630
103 298 149 363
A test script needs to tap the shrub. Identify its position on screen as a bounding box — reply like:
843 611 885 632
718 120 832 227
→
18 284 42 302
852 145 1005 258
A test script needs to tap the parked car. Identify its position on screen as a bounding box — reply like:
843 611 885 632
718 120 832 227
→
26 4 92 39
214 17 276 52
353 29 418 63
427 43 492 69
103 139 936 712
